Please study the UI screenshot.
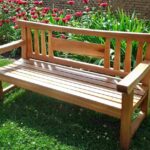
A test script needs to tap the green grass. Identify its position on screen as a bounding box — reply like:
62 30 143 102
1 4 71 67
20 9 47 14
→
0 58 150 150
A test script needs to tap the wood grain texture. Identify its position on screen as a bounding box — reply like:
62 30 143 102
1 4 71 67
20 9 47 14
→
117 60 150 94
124 40 132 72
21 28 27 59
48 31 53 57
0 40 24 55
114 39 121 70
52 37 105 58
33 29 40 55
27 28 33 58
136 41 144 65
120 91 133 150
104 38 110 68
41 30 47 56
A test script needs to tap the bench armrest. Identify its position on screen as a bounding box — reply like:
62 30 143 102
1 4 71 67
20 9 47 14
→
117 60 150 94
0 39 24 55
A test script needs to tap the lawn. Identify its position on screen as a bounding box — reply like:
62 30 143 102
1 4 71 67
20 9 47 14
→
0 58 150 150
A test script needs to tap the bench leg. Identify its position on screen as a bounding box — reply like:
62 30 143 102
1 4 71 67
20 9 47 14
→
120 92 133 150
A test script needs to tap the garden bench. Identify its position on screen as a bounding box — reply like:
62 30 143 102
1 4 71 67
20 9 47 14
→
0 20 150 150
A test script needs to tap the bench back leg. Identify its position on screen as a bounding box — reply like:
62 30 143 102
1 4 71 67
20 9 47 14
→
120 92 133 150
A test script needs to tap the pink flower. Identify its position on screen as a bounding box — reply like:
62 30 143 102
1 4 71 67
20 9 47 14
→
85 7 90 12
67 0 75 5
75 11 83 17
99 2 108 7
82 0 89 4
0 0 3 2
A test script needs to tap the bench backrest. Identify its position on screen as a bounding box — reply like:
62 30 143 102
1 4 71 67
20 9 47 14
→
18 20 150 77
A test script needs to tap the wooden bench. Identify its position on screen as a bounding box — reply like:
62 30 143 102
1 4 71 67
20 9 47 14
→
0 20 150 150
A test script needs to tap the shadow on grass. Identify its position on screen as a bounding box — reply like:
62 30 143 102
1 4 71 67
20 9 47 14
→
0 89 150 150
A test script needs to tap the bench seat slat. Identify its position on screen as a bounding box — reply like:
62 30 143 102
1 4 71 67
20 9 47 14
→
0 59 147 118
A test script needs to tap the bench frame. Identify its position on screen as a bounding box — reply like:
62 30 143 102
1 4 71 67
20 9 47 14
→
0 20 150 150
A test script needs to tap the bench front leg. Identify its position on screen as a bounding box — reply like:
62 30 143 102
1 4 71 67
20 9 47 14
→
120 91 133 150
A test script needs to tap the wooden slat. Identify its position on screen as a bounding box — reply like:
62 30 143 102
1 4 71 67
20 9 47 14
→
34 29 40 55
41 30 47 56
124 40 132 72
136 41 144 65
104 38 110 68
17 20 150 42
0 40 24 55
48 31 53 57
21 28 27 59
27 28 33 57
145 43 150 60
52 37 105 58
114 39 121 70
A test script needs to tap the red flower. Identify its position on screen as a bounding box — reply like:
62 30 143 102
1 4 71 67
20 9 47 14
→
67 0 75 5
0 0 3 2
0 21 3 27
16 7 21 12
82 0 89 4
65 14 72 21
32 15 38 19
54 17 60 21
62 18 68 23
52 13 57 17
41 20 49 23
14 24 19 29
99 2 108 7
53 8 58 13
75 11 83 17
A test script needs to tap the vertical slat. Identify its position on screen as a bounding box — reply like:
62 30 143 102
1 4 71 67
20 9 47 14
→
104 38 110 68
41 30 47 56
27 28 33 57
34 29 40 55
136 41 144 65
124 40 132 72
145 43 150 60
114 39 121 70
21 27 27 59
120 91 133 150
48 31 53 57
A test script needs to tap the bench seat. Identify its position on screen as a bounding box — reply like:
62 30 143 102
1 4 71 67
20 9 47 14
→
0 59 147 118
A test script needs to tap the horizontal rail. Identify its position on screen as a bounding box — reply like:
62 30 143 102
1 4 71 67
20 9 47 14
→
0 40 25 55
18 20 150 42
